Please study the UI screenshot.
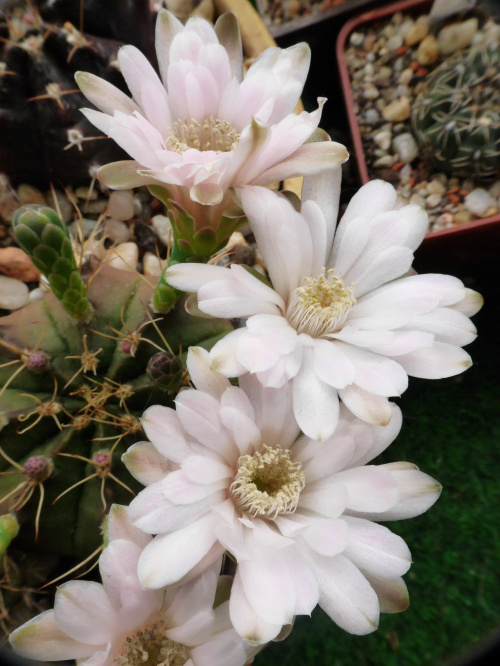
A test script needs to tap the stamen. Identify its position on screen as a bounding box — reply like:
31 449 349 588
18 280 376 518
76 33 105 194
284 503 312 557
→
168 116 240 154
116 620 189 666
287 269 356 338
231 445 305 519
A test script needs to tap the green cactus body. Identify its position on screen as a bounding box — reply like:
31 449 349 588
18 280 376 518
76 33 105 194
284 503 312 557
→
0 208 233 592
411 45 500 180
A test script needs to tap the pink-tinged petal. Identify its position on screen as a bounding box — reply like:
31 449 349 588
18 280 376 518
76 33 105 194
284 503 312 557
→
122 440 174 486
399 203 428 251
80 108 116 135
163 468 228 504
98 160 154 189
209 328 248 377
349 403 402 467
141 405 192 463
118 45 167 111
175 389 237 461
219 386 262 454
128 479 210 534
54 581 117 645
235 330 281 374
139 78 172 136
298 435 358 483
166 610 214 646
339 385 393 426
312 553 380 634
357 463 442 521
397 342 472 379
190 182 224 205
9 610 96 661
342 516 411 578
75 72 138 116
301 517 348 557
408 307 477 346
166 560 220 625
255 344 303 388
222 118 270 189
107 504 152 548
365 574 409 613
214 12 243 82
252 140 349 186
450 288 483 316
302 166 342 255
238 186 312 301
138 513 223 588
238 553 296 626
229 569 282 645
312 338 355 389
189 625 250 666
339 344 409 397
166 262 232 293
98 540 157 632
298 482 347 519
155 9 184 85
182 455 232 485
238 374 299 449
215 512 250 562
187 346 231 399
292 348 339 441
335 466 399 513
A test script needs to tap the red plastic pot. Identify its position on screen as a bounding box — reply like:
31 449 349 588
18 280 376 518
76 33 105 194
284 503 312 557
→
336 0 500 271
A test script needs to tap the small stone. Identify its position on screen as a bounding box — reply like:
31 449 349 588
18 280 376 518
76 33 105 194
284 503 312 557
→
28 287 45 303
410 194 426 207
0 247 40 282
464 188 497 216
363 34 376 51
362 82 379 100
454 210 473 225
392 132 418 164
399 164 412 184
374 130 392 151
151 214 173 247
417 35 440 65
75 186 98 201
481 206 498 219
378 66 392 80
103 219 131 243
382 96 411 122
438 18 478 56
399 67 414 85
107 190 135 221
17 184 46 206
82 199 108 214
461 179 474 193
373 155 395 168
0 275 29 310
350 32 364 46
143 251 166 276
105 242 139 271
436 212 454 227
404 22 429 46
386 34 403 51
427 180 446 196
426 193 443 208
364 108 380 123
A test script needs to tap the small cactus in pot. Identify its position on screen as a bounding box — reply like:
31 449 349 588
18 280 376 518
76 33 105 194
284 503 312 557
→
0 204 232 616
411 44 500 181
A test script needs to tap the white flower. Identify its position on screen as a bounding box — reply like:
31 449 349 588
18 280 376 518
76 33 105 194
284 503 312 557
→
75 10 347 207
166 173 483 440
9 504 256 666
123 347 441 645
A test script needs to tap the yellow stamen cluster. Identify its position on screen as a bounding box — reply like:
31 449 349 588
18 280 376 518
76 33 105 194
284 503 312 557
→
116 620 189 666
231 445 305 519
287 269 356 338
168 116 240 154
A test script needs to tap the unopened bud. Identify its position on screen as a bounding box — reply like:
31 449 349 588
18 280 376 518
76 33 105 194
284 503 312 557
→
147 352 184 392
23 455 53 482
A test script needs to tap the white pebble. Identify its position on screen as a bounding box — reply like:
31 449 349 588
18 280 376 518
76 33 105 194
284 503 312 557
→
350 32 364 46
410 194 426 207
392 132 419 163
151 214 173 247
382 96 411 121
427 180 446 196
28 287 46 303
399 164 412 184
143 252 166 276
464 188 497 217
362 82 380 100
105 242 139 271
107 190 135 221
103 218 131 243
364 108 380 123
438 18 478 55
373 155 395 168
0 276 29 310
374 130 392 151
426 193 443 208
489 180 500 198
386 34 403 51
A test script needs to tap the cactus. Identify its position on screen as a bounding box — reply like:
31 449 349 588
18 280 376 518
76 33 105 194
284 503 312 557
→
0 0 156 187
411 44 500 180
0 206 232 614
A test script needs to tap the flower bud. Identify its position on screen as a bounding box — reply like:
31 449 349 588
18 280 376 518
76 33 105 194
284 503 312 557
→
146 352 184 392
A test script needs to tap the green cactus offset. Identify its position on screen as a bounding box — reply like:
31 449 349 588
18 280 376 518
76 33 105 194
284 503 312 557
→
0 205 232 632
411 44 500 180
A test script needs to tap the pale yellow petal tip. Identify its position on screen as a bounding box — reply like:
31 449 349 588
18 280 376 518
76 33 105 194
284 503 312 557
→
243 633 268 647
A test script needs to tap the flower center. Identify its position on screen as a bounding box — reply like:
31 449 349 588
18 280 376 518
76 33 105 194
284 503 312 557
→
286 269 356 338
230 445 305 519
116 620 189 666
168 116 240 154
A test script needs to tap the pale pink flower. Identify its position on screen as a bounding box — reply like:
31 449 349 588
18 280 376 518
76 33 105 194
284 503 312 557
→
124 347 442 645
75 10 347 208
9 504 256 666
166 173 483 440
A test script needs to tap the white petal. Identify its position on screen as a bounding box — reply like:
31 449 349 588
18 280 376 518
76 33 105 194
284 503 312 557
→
219 386 262 454
365 574 409 613
209 328 249 377
141 405 192 463
397 342 473 379
122 440 174 486
301 517 348 557
75 72 138 115
187 346 231 399
302 166 342 255
313 339 356 389
54 581 116 645
107 504 152 549
339 385 393 426
229 569 282 645
335 466 399 513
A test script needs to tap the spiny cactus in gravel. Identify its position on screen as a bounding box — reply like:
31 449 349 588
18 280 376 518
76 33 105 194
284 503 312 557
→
0 0 156 187
411 44 500 180
0 205 232 622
